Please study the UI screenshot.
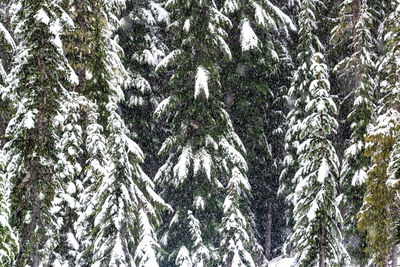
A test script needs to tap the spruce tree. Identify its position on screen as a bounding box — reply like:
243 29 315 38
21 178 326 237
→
219 0 295 259
0 14 16 144
330 0 376 264
287 0 348 265
118 0 170 179
358 1 400 265
66 0 168 265
154 0 263 265
0 150 18 266
358 112 398 267
0 12 18 267
3 0 78 265
290 51 348 266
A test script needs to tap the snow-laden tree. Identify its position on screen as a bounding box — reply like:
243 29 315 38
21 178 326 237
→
386 1 400 188
154 0 263 265
0 21 15 86
0 12 18 267
330 0 376 264
0 16 16 145
0 150 18 266
358 111 399 267
119 0 170 179
284 0 348 265
3 0 78 265
290 51 348 267
219 0 295 259
357 1 400 266
52 92 84 265
280 0 321 250
68 0 169 265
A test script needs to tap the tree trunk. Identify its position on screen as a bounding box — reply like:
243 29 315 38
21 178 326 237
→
392 245 398 267
320 223 325 267
265 202 272 261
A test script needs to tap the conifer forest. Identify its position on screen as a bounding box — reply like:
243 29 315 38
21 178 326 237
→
2 0 400 266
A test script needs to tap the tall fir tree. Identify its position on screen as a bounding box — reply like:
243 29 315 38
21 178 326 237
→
154 0 263 265
0 9 16 144
118 0 170 179
64 0 169 265
358 112 398 267
358 1 400 265
0 149 18 266
280 0 320 253
330 0 376 264
0 9 18 267
3 0 79 265
285 0 348 265
219 0 295 259
290 51 348 266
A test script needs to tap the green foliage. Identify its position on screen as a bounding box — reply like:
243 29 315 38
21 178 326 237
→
358 112 398 266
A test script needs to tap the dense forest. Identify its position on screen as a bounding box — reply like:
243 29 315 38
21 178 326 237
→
0 0 399 266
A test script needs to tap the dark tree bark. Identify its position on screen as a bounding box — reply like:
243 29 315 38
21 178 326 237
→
265 202 272 261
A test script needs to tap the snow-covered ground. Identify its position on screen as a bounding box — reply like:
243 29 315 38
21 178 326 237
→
269 256 296 267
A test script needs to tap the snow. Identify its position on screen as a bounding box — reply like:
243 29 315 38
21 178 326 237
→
154 96 172 119
35 9 50 25
183 19 191 32
317 158 329 184
0 23 16 50
352 169 367 185
67 233 79 250
240 19 259 51
173 146 192 186
194 66 209 99
175 246 192 267
150 2 170 24
155 49 182 72
222 0 239 14
24 110 36 129
268 256 296 267
265 0 297 31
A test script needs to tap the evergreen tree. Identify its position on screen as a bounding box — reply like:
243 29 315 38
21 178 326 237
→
0 12 16 144
280 0 321 253
290 51 347 266
219 0 295 258
358 1 400 265
118 0 170 179
0 150 18 266
154 0 263 265
0 21 14 85
52 92 84 265
358 111 398 267
3 0 78 265
66 0 169 265
330 0 376 264
286 0 348 265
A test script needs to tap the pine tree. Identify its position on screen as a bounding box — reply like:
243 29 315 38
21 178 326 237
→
358 111 398 267
3 0 78 265
118 0 170 179
358 1 400 265
65 0 168 265
0 13 16 144
290 50 348 266
52 92 84 265
286 0 348 265
280 0 321 253
0 150 18 266
0 21 15 86
154 0 263 265
219 0 295 259
0 10 18 267
330 0 376 264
